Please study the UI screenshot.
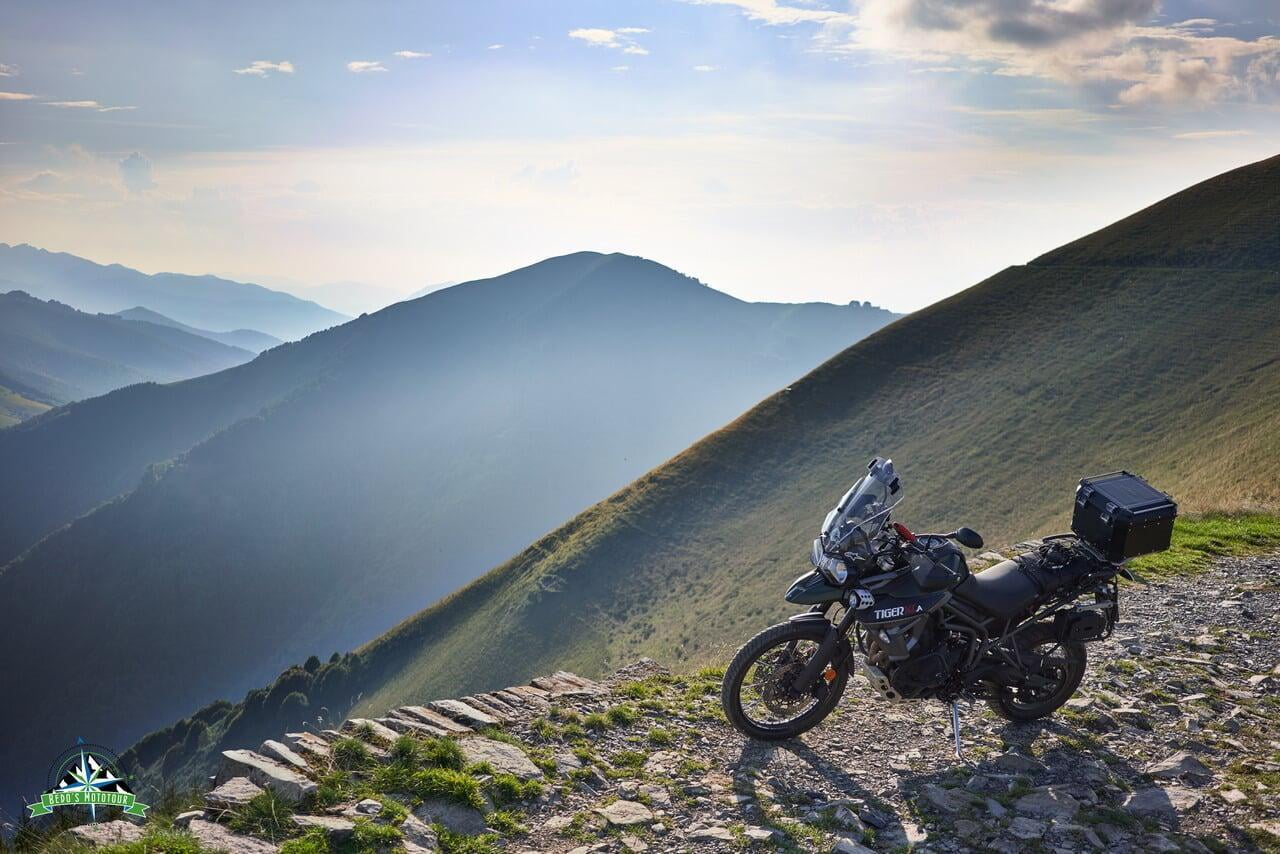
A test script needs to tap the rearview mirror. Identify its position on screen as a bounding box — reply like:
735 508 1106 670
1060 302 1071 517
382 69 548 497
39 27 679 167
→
951 527 984 549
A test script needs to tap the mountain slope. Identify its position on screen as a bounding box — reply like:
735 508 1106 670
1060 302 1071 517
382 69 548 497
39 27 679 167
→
0 290 256 408
115 306 282 352
185 152 1280 752
0 253 897 811
0 243 347 340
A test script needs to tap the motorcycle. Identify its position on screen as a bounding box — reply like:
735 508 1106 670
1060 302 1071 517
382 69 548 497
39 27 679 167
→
721 458 1176 759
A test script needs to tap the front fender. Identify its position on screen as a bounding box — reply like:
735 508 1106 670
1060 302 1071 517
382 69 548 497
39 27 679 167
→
785 571 846 606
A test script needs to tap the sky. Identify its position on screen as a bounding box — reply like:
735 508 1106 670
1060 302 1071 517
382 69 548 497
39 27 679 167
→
1 0 1278 313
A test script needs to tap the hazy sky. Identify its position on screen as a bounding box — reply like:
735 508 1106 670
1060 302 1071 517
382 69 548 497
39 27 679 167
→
1 0 1278 312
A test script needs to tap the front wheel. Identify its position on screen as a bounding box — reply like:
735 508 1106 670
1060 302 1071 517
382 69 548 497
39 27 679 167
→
722 620 849 740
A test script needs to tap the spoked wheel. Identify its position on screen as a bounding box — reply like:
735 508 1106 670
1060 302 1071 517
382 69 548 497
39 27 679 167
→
722 621 849 740
988 623 1086 721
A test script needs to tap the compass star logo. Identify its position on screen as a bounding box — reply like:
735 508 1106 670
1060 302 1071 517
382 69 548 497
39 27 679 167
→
27 739 149 819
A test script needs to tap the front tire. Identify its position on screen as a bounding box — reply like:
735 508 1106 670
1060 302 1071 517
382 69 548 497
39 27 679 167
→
722 620 849 741
988 623 1086 721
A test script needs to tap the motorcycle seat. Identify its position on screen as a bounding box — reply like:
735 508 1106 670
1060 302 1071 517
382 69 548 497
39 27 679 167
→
953 558 1041 621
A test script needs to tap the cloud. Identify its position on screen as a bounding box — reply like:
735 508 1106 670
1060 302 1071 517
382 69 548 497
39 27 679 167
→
487 44 504 50
0 63 17 77
692 64 717 72
394 50 430 59
611 65 630 73
119 151 156 193
18 171 64 193
0 91 35 100
568 27 651 55
347 60 388 73
42 99 137 112
1173 129 1251 139
678 0 844 26
233 60 295 76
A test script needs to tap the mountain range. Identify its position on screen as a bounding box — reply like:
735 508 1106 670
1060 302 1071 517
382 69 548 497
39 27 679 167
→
113 152 1280 796
0 253 898 811
114 306 282 353
0 291 256 425
0 243 347 341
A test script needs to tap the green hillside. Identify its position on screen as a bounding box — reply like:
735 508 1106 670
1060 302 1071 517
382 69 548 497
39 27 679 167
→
0 253 896 813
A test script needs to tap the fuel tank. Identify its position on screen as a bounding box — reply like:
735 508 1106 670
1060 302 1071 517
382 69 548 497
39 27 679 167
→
858 590 951 626
785 571 845 605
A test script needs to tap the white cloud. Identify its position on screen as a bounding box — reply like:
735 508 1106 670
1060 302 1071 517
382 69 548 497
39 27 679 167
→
1173 129 1251 139
233 60 295 77
692 64 717 72
0 63 18 77
0 91 36 100
678 0 844 26
43 100 138 111
611 65 630 73
347 60 388 73
394 50 430 59
568 27 651 56
487 44 504 50
119 151 156 193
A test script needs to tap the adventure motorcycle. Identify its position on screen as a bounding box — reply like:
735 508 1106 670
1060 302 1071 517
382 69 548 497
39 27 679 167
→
721 458 1176 758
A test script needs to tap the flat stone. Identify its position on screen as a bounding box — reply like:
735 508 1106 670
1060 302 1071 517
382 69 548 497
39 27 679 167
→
414 798 488 836
205 776 265 810
428 699 500 728
260 739 310 772
1123 786 1202 818
995 752 1047 774
919 783 981 814
595 800 653 826
66 820 145 846
284 731 331 760
638 783 671 807
543 815 575 831
1218 788 1248 804
218 749 317 802
174 810 203 829
342 717 399 744
398 813 440 854
688 825 734 841
554 751 583 774
341 798 385 819
188 819 280 854
744 825 777 842
292 814 355 841
620 835 649 852
458 736 544 779
395 706 473 734
1008 816 1048 840
1015 787 1080 820
1146 751 1213 780
831 838 874 854
1113 706 1153 729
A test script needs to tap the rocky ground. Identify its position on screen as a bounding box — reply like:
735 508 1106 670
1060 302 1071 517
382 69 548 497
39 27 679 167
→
63 552 1279 853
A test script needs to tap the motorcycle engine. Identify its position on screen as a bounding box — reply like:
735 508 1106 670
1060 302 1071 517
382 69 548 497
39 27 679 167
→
864 616 963 700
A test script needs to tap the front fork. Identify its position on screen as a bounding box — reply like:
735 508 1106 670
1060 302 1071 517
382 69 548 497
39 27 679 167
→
788 604 859 693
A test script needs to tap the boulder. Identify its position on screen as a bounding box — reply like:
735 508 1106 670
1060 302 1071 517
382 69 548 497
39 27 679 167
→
1014 787 1080 820
284 731 331 760
413 798 488 836
1123 786 1202 818
65 820 145 846
458 736 544 780
187 819 280 854
205 776 265 811
594 800 653 826
217 749 317 802
918 783 981 814
396 705 473 734
1008 817 1048 840
342 718 399 744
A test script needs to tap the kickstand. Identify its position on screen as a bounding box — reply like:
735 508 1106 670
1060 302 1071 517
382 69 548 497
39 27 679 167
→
949 700 975 767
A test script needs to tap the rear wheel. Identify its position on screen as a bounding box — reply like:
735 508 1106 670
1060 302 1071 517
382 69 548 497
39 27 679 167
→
722 621 849 740
988 623 1086 721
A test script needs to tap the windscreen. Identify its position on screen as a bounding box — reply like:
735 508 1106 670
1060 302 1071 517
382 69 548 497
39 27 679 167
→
821 458 901 552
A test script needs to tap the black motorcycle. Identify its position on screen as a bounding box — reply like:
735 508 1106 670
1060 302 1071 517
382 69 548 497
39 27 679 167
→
721 458 1176 756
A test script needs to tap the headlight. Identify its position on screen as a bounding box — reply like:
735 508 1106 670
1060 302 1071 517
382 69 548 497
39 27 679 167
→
811 538 848 583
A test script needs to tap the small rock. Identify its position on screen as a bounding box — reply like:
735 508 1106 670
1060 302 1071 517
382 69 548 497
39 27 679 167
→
65 821 145 847
1146 751 1213 780
688 825 734 842
995 752 1047 774
595 800 653 826
205 776 264 811
919 783 981 814
458 736 544 780
187 819 280 854
291 815 355 842
1218 788 1248 804
398 813 439 854
1123 786 1202 818
638 783 671 807
553 751 583 774
543 815 575 831
831 837 875 853
1008 816 1048 840
1015 787 1080 820
744 825 778 842
414 798 488 836
954 818 983 839
173 810 202 829
620 835 649 852
342 798 384 818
